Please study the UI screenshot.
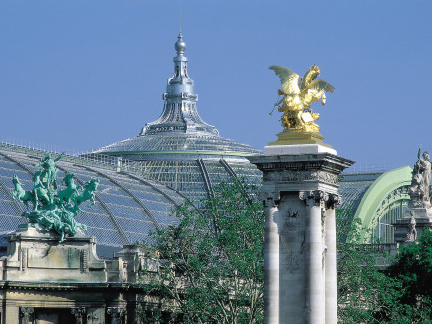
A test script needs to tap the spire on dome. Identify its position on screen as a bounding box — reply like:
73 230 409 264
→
140 34 219 136
175 32 186 55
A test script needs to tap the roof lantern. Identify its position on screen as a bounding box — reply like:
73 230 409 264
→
141 33 219 136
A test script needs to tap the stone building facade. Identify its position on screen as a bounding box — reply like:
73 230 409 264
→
0 224 156 324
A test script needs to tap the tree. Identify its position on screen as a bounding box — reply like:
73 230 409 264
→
336 212 432 323
336 213 401 323
139 179 264 324
385 229 432 323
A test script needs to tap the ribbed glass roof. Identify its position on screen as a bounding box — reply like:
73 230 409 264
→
0 145 186 257
337 172 384 226
92 133 260 159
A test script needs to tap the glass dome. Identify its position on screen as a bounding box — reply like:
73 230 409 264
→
91 33 263 202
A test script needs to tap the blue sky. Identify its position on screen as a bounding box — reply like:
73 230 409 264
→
1 0 431 171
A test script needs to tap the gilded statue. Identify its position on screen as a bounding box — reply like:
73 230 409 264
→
269 65 334 132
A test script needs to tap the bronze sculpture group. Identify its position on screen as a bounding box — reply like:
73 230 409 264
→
269 64 334 133
12 153 99 241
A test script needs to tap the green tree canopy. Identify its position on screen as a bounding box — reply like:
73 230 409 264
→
139 179 264 324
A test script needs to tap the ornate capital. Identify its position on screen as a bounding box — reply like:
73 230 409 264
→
20 307 34 324
299 190 328 207
107 307 126 324
262 192 280 208
71 307 86 324
326 193 342 209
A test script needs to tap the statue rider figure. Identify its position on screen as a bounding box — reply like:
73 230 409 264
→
34 152 65 191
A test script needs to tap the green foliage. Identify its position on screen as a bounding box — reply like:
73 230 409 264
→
336 211 400 323
385 229 432 323
337 209 432 323
139 179 264 324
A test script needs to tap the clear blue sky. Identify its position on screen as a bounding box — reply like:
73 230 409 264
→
1 0 431 171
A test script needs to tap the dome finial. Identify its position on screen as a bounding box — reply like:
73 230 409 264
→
175 32 186 55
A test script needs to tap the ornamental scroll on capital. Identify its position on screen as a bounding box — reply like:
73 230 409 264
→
269 65 334 132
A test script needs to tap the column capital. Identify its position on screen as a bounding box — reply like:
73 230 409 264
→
326 193 342 210
20 307 34 324
71 307 86 324
261 191 281 208
107 307 126 324
299 190 329 207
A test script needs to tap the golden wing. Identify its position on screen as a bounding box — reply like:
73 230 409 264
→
269 66 301 94
308 79 335 93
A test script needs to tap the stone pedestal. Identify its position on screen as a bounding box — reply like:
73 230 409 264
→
1 223 106 282
249 143 353 324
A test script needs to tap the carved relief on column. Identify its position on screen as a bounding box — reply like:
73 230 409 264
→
71 307 86 324
107 307 126 324
20 307 34 324
321 208 327 270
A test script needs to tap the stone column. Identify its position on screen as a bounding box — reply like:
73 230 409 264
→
325 195 340 324
301 191 326 323
249 144 353 324
262 193 280 324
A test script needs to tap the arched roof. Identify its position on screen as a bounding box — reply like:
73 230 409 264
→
0 144 187 257
338 166 412 242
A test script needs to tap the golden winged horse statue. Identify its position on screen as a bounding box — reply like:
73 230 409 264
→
269 65 334 133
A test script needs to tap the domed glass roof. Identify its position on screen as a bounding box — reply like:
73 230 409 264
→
92 33 263 201
0 144 186 257
92 133 260 159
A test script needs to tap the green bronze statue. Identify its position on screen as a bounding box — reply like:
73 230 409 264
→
12 153 99 242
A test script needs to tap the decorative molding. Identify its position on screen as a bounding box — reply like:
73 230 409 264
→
263 170 338 185
21 248 28 271
80 250 88 273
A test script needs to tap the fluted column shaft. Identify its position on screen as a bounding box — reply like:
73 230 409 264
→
325 206 338 324
305 197 325 324
264 196 280 324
